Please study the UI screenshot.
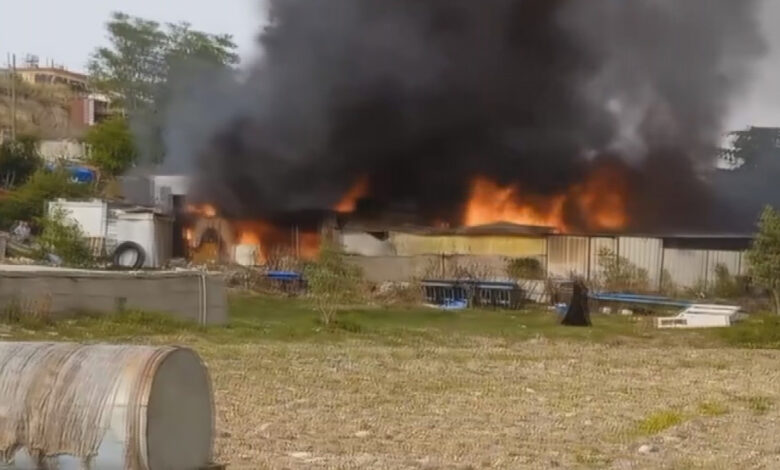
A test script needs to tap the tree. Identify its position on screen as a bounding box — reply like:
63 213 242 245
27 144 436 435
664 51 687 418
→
747 206 780 314
0 135 41 188
304 245 364 326
0 169 95 228
85 117 138 176
88 12 239 162
726 127 780 167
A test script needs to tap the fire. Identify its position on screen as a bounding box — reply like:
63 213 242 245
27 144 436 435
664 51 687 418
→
576 165 627 230
465 178 568 231
335 176 369 213
237 230 261 245
187 203 217 218
232 220 321 263
464 164 628 233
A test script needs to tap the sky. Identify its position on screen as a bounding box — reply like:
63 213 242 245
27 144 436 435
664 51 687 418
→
1 0 779 131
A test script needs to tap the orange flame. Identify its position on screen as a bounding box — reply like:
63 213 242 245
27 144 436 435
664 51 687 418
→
186 203 217 218
465 178 568 231
335 176 369 213
464 165 628 233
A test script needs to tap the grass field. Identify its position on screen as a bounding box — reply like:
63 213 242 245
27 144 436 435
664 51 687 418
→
4 295 780 469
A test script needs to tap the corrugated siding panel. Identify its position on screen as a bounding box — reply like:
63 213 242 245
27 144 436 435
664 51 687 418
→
618 237 663 290
547 236 589 279
707 250 743 281
589 237 616 281
390 233 547 257
663 249 707 288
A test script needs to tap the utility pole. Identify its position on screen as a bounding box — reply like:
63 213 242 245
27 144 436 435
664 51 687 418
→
10 53 16 141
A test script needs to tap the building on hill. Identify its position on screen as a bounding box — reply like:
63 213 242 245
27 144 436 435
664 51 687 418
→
15 66 88 92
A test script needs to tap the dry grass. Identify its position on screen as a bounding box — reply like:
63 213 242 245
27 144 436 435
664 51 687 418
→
194 340 780 469
5 295 780 468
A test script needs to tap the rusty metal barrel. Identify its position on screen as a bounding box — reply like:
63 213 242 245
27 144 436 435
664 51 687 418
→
0 342 215 470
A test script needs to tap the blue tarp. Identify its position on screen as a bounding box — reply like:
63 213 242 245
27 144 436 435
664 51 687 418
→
589 292 692 308
68 166 95 183
267 271 303 281
45 164 96 183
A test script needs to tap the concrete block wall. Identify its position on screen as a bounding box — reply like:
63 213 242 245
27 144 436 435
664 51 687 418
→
0 267 227 325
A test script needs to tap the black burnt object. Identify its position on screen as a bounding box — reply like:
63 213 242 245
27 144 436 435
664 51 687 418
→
561 280 591 327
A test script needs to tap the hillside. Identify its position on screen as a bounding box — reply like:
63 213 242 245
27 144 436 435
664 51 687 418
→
0 76 82 139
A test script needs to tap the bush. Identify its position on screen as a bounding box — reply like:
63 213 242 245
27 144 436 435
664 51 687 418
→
747 206 780 314
507 257 545 280
597 247 650 292
35 207 95 268
0 169 95 228
304 245 364 326
711 264 749 299
0 135 41 187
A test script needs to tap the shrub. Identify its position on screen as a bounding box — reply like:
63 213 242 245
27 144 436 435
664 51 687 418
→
0 168 94 228
747 206 780 314
35 207 95 268
507 257 545 280
596 247 650 292
0 135 41 187
304 245 364 326
711 264 748 299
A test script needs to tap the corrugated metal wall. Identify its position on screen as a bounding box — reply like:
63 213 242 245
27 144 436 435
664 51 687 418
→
707 250 743 279
589 237 616 281
662 249 707 288
662 249 746 289
547 236 589 279
617 237 663 290
352 229 750 291
390 233 547 257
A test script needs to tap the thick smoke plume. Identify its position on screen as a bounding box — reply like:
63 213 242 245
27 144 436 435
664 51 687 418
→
167 0 765 231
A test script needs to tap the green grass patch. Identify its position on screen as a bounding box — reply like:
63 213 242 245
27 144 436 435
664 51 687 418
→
635 410 685 436
697 401 728 417
0 293 769 349
741 395 773 415
574 448 612 467
718 314 780 349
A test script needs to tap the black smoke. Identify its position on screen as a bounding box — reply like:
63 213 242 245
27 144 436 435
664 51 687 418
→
166 0 765 231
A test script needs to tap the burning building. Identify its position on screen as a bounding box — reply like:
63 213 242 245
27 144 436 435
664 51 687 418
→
126 0 773 273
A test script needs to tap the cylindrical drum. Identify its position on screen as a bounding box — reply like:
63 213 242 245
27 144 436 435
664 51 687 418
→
0 342 214 470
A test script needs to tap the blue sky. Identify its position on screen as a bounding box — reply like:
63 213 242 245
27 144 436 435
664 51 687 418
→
1 0 779 129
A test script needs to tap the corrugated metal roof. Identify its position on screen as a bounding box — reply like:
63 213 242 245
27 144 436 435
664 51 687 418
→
342 221 554 236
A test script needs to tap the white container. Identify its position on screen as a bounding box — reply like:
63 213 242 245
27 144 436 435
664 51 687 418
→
0 342 215 470
233 244 260 266
115 211 174 268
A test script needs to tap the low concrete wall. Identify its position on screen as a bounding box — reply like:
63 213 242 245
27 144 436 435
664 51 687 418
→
0 266 227 325
346 255 441 283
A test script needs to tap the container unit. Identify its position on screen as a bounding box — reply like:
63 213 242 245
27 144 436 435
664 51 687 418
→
115 211 174 268
0 342 215 470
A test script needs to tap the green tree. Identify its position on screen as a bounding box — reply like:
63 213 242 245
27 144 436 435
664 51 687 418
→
0 136 41 188
0 169 94 227
304 245 364 326
88 12 239 162
747 206 780 314
85 117 137 176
